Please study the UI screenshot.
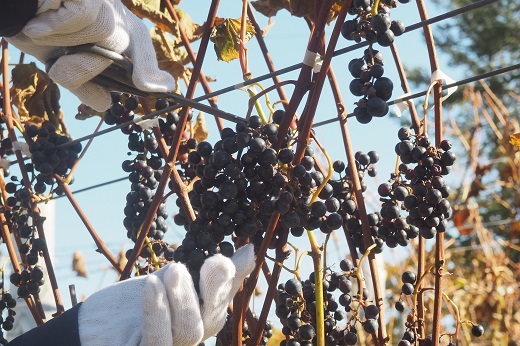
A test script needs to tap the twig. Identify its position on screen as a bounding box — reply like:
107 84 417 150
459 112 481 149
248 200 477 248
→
162 0 224 132
328 62 387 344
415 1 445 345
56 179 124 274
2 39 64 316
121 0 221 280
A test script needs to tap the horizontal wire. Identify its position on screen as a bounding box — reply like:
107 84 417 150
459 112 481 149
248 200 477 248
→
15 63 520 201
3 0 495 155
40 176 128 202
312 62 520 128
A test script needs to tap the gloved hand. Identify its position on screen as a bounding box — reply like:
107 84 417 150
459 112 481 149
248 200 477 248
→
5 0 175 111
78 244 255 346
7 244 254 346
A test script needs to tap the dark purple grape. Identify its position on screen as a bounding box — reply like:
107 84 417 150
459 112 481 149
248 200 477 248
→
371 14 391 32
376 30 395 47
341 20 359 40
366 97 388 117
390 20 406 36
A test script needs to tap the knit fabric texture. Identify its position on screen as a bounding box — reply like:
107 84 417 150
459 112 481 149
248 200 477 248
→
78 244 255 346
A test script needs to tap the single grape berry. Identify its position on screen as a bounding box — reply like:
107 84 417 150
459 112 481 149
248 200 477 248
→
471 324 484 337
401 271 417 284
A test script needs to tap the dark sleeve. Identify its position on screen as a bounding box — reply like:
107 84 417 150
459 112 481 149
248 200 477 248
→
0 0 38 37
7 302 83 346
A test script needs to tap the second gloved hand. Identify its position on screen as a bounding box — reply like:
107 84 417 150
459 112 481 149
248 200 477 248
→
78 244 255 346
6 0 175 111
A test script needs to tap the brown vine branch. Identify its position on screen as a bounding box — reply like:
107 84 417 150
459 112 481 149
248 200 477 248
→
415 1 444 345
163 0 224 132
1 39 64 316
121 0 221 280
328 63 387 345
55 179 124 274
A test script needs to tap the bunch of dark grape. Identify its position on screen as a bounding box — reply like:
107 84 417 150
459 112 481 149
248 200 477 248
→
173 111 353 288
121 125 169 245
105 93 189 146
394 269 485 345
2 185 47 269
330 151 384 254
215 314 274 345
275 261 381 346
24 123 82 194
0 291 17 344
340 1 407 123
9 265 45 299
377 128 455 242
342 1 406 47
347 48 393 123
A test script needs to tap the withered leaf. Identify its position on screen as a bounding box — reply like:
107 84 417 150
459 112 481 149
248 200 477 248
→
72 250 88 278
251 0 343 23
122 0 203 45
210 18 256 62
151 26 191 94
192 112 209 143
11 63 69 136
510 133 520 148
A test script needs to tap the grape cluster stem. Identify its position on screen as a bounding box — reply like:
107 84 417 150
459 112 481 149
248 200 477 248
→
415 0 445 344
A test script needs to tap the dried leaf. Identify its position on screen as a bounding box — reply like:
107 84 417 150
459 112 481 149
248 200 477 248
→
150 26 191 93
10 63 69 136
72 251 88 278
122 0 203 45
251 0 285 17
510 133 520 148
210 18 256 62
192 112 209 143
75 104 104 120
453 208 472 236
251 0 343 23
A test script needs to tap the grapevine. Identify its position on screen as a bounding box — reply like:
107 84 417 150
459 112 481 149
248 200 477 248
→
0 0 518 345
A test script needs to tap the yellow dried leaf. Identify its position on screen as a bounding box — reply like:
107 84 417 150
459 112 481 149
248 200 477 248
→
11 63 69 136
192 112 209 143
72 251 88 278
210 18 256 62
510 133 520 148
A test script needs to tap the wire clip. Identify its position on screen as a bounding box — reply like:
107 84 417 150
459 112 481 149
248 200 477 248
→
303 50 323 73
12 141 32 158
133 117 159 130
431 69 457 102
392 92 412 117
0 158 10 170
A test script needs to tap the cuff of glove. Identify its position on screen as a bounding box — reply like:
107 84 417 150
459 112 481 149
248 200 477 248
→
7 303 82 346
0 0 38 37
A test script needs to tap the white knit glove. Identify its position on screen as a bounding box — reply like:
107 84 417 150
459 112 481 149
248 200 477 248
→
6 0 175 111
78 244 255 346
